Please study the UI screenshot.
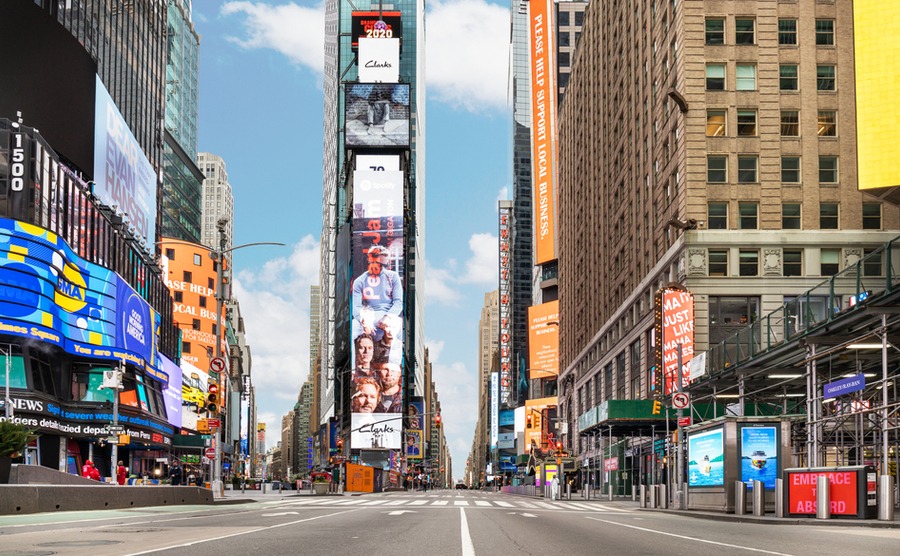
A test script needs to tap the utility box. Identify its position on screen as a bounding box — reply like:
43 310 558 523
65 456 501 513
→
784 466 878 519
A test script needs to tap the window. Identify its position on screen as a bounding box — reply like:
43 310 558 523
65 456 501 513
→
199 296 207 308
819 156 839 183
575 11 584 26
708 155 727 182
165 248 175 260
820 203 839 229
817 111 836 137
183 341 191 354
558 11 570 26
863 203 882 230
739 250 759 276
706 64 725 90
864 249 883 277
70 365 115 403
781 156 801 183
735 18 755 44
739 202 758 229
781 110 800 136
1 352 27 389
30 352 56 397
779 19 797 45
705 18 725 44
558 52 570 68
780 65 799 91
193 253 202 265
558 32 571 47
208 278 215 289
738 155 758 183
708 202 728 229
707 109 726 136
817 65 836 91
183 271 192 282
782 203 802 229
737 110 757 136
821 248 840 276
736 64 756 90
815 20 834 45
192 318 201 330
709 249 728 276
174 291 183 302
783 250 803 276
709 296 760 326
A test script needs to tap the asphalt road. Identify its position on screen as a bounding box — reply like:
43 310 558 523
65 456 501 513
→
1 490 898 555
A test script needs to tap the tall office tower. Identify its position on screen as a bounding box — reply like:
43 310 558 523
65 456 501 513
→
511 1 586 406
556 2 899 460
321 2 427 459
197 152 235 251
473 291 499 482
31 0 166 173
308 285 323 449
161 0 203 243
281 411 295 478
296 381 315 475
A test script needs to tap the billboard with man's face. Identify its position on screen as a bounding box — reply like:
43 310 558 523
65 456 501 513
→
350 168 405 450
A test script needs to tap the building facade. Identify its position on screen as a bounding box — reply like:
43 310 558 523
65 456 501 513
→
197 152 234 252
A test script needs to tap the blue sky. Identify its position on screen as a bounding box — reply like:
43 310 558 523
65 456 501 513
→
193 1 511 481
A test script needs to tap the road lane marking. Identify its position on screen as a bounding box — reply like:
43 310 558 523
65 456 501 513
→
410 500 429 505
493 501 513 507
474 501 491 507
534 502 557 509
584 517 794 556
125 509 361 555
454 501 470 506
568 503 594 510
261 511 299 516
517 501 538 508
460 508 476 556
431 500 449 506
387 510 417 515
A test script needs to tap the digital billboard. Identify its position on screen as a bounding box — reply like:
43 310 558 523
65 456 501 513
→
656 288 695 395
528 300 558 379
350 168 405 450
688 427 724 487
345 83 410 149
351 11 403 48
179 359 209 432
93 76 157 248
0 217 162 371
405 429 423 460
358 38 400 83
525 396 557 451
160 355 183 429
498 203 512 405
529 0 557 264
739 425 778 489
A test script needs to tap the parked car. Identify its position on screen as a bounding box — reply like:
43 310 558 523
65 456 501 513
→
455 482 467 490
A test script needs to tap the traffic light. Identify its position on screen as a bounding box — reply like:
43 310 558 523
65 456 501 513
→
652 400 662 415
526 414 533 428
555 441 562 455
206 383 219 413
435 414 442 427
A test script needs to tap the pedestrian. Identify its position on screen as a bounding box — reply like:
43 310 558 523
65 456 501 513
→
82 459 101 481
550 475 560 500
169 462 183 486
116 461 128 485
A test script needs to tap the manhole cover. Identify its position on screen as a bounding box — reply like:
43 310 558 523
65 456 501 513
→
36 540 123 548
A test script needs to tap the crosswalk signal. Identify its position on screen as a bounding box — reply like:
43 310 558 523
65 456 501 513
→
206 383 219 414
652 400 662 415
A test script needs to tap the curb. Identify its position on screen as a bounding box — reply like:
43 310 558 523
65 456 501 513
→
638 507 900 529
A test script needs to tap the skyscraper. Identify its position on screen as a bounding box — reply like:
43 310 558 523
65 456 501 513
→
197 152 235 251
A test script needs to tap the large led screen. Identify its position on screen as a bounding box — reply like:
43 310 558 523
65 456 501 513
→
180 359 209 432
0 218 162 371
94 76 157 248
688 427 725 487
660 288 695 395
160 354 183 429
350 169 405 450
351 11 403 48
345 83 410 149
740 425 778 489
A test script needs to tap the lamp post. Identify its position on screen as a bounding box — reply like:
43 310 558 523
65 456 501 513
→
1 344 12 419
207 217 285 497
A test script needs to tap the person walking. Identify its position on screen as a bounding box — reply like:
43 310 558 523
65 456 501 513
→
116 461 128 485
169 462 184 486
82 460 101 481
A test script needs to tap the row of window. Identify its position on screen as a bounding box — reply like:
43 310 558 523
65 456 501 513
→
706 154 839 185
706 17 836 47
706 63 836 92
707 247 882 278
707 109 836 138
708 202 882 230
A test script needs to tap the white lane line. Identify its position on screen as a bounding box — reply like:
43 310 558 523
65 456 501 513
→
431 500 449 506
409 500 429 506
567 503 595 510
454 501 470 506
385 500 407 506
517 502 538 508
589 504 623 512
584 517 794 556
361 500 386 505
534 502 557 509
493 501 513 507
460 508 476 556
125 509 360 555
474 501 491 507
333 499 367 505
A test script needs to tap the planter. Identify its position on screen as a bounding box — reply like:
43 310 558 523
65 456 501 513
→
0 456 11 484
313 482 330 495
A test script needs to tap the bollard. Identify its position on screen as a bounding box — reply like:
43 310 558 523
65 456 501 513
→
566 484 571 500
753 480 765 516
816 475 830 519
609 484 613 501
241 481 246 494
659 484 668 509
650 484 658 508
775 478 784 518
734 481 747 515
640 484 647 508
878 475 895 521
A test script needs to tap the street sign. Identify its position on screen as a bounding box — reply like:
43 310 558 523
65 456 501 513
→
672 392 690 409
108 425 125 433
207 418 221 429
205 447 216 459
210 357 226 373
678 416 692 427
604 458 618 471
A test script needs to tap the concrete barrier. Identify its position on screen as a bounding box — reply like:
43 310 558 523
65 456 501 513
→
0 484 214 515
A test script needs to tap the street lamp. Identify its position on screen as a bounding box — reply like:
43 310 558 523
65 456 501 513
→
1 344 12 420
209 217 285 496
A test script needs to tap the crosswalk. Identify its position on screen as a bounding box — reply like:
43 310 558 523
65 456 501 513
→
280 495 630 512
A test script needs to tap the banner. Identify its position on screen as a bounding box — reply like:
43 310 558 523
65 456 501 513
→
498 203 512 405
358 38 399 83
688 427 724 487
528 300 558 379
529 0 557 264
659 288 695 395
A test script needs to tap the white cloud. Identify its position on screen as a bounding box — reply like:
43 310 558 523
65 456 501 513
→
496 186 509 202
231 235 321 442
423 231 497 306
426 0 510 111
425 338 479 471
460 233 498 285
222 1 325 74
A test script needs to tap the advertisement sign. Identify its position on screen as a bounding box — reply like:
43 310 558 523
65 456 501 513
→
350 168 404 450
497 432 515 449
358 38 400 83
357 154 400 172
499 409 515 427
528 300 559 379
405 429 423 460
525 396 557 451
351 413 402 449
739 425 778 489
93 76 156 247
5 130 31 217
406 398 424 429
786 469 858 515
688 427 724 487
0 218 162 371
604 458 619 471
345 83 410 149
179 360 209 432
529 0 558 264
351 11 403 48
658 288 695 395
159 355 183 429
490 372 499 448
824 374 866 398
498 203 512 405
